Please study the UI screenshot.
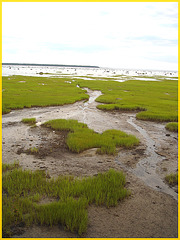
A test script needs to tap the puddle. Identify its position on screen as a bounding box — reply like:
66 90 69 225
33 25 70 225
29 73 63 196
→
114 80 126 83
133 77 159 81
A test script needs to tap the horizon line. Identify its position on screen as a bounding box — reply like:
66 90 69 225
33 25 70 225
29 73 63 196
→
2 62 100 68
2 62 178 72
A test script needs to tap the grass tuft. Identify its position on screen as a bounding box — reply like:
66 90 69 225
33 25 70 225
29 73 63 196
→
2 163 129 237
165 122 178 132
165 173 178 186
2 161 19 172
22 118 36 125
97 104 146 112
43 119 139 154
29 147 39 154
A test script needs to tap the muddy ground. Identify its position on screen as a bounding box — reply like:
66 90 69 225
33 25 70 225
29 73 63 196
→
2 89 178 238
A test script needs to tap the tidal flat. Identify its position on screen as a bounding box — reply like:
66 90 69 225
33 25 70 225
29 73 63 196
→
2 67 178 238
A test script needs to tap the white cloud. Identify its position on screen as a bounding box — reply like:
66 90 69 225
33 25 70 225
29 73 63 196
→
2 2 178 70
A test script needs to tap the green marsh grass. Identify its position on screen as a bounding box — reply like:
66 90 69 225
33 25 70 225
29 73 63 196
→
165 122 178 132
22 118 36 125
3 76 177 123
2 161 19 172
29 147 39 154
165 173 178 186
2 163 129 237
2 75 89 114
75 79 178 122
43 119 139 154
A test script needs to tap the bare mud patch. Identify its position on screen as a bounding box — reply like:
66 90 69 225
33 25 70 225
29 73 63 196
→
15 124 147 177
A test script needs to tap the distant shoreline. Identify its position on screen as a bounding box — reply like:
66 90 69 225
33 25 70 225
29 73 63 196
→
2 63 100 69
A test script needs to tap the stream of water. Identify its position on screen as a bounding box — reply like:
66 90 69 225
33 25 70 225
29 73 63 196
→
127 117 178 200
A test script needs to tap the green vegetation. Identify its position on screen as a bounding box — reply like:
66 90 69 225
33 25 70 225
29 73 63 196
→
2 163 129 237
3 75 177 122
75 79 178 122
22 118 36 125
97 104 146 112
43 119 139 154
165 173 178 186
2 161 19 172
29 147 39 154
2 75 89 114
165 122 178 132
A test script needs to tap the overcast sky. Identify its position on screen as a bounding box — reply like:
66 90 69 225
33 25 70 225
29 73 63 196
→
2 2 178 71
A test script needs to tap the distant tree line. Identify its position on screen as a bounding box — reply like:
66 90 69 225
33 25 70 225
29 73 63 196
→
2 63 100 68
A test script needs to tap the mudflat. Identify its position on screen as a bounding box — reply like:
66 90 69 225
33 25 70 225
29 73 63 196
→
3 88 178 238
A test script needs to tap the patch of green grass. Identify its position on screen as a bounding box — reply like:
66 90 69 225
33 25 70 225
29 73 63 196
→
21 118 36 125
29 147 39 154
2 161 19 172
97 104 146 112
165 173 178 186
43 119 139 154
3 75 177 122
165 122 178 132
2 75 89 114
2 163 129 237
75 79 178 122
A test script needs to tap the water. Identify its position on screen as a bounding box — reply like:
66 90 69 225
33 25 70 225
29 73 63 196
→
127 117 178 200
133 77 159 81
2 64 178 79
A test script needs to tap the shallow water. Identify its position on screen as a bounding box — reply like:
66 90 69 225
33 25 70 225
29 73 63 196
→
133 77 159 81
2 64 178 79
127 117 177 200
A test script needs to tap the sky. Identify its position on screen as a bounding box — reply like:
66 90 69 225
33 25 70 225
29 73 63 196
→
2 2 178 71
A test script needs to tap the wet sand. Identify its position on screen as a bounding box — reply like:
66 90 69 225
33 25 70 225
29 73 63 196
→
3 88 178 238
